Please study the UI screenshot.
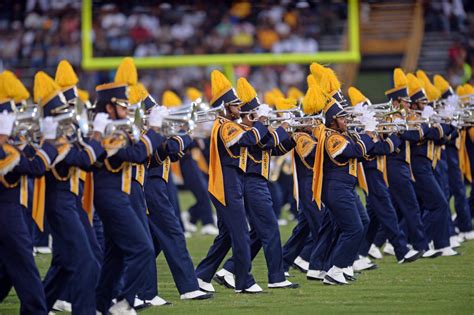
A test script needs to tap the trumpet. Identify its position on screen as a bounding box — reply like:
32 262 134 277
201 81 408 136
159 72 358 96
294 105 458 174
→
194 103 227 123
52 101 91 144
11 105 42 147
103 119 141 147
161 112 196 137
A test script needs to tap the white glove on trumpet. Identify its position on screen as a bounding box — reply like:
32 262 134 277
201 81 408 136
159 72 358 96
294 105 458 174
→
0 111 15 136
93 113 111 135
149 106 169 128
42 117 59 140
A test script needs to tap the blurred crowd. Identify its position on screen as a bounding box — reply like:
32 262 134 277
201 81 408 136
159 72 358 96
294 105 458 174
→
424 0 474 86
0 0 346 101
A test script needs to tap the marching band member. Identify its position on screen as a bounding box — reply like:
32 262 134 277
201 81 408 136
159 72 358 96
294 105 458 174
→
347 87 422 266
129 84 212 302
434 78 474 240
180 87 218 235
311 83 376 285
406 73 458 257
195 70 269 293
92 59 163 315
0 74 58 315
31 71 104 314
48 60 104 313
384 68 432 257
215 79 298 290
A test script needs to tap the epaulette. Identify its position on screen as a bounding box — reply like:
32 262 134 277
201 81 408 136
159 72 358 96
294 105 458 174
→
52 137 72 166
293 132 316 158
0 144 21 176
325 130 348 158
102 135 127 157
220 120 245 147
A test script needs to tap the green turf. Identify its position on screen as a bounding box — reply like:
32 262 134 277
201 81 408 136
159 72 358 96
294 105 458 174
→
1 191 473 314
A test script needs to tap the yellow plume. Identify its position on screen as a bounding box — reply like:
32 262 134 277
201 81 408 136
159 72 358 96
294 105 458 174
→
0 72 9 100
271 88 285 99
287 87 303 100
425 82 441 102
464 83 474 95
393 68 408 88
211 70 232 98
34 71 61 104
236 78 257 103
309 63 326 84
406 73 423 95
348 86 367 106
456 85 465 96
307 74 317 89
274 97 297 111
162 90 182 107
186 87 202 101
319 72 331 94
2 71 30 102
416 70 431 88
78 89 89 102
129 83 149 104
324 68 341 93
263 91 276 106
55 60 78 88
114 57 137 85
433 74 450 93
302 85 326 115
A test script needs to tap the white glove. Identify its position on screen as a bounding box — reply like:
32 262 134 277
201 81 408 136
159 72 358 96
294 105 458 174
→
255 104 272 118
439 104 455 119
392 117 405 124
149 106 169 128
42 117 58 140
0 111 15 136
93 113 111 135
421 105 435 119
446 95 460 109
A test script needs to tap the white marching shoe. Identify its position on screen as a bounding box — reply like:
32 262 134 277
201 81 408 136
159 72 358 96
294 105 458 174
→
422 243 442 258
200 224 219 236
34 246 52 254
460 230 474 241
214 269 236 289
440 247 459 257
353 256 377 272
368 244 383 259
398 249 422 264
278 219 288 226
323 266 348 285
180 290 213 300
52 300 71 312
382 242 395 256
235 283 263 294
109 299 137 315
450 236 461 248
343 266 356 281
293 256 309 272
268 280 299 289
198 278 216 292
181 212 197 233
284 271 291 277
307 269 325 281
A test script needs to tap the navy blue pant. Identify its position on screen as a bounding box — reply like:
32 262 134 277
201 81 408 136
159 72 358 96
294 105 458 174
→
277 172 298 216
222 174 285 283
53 188 104 303
360 168 408 261
43 188 99 315
167 173 184 230
129 181 158 300
0 202 47 315
434 151 456 237
93 211 105 251
180 155 214 225
446 145 473 232
322 179 364 268
282 210 310 271
94 188 155 313
309 210 340 271
412 156 450 249
387 159 428 251
195 167 253 291
145 176 200 294
268 181 284 219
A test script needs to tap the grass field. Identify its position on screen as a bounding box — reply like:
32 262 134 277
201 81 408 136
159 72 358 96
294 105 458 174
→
1 191 473 314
